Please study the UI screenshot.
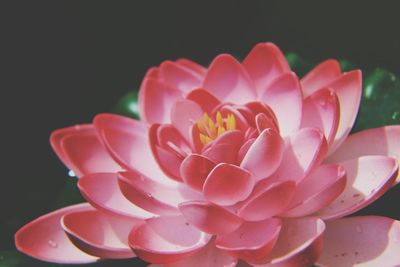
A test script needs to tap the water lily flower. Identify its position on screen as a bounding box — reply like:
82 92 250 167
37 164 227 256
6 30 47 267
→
15 43 400 266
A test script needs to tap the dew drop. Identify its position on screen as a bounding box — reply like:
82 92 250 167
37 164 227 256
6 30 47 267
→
68 170 76 177
146 193 153 198
356 225 362 233
48 240 58 248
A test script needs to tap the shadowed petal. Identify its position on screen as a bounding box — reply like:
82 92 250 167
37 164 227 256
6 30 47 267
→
129 216 211 264
315 155 398 220
62 209 135 259
317 216 400 267
15 203 98 264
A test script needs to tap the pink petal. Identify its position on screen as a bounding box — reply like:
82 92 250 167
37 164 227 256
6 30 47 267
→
138 78 182 124
179 201 243 235
273 127 327 183
259 72 303 137
203 54 256 104
215 218 282 265
242 42 290 95
176 58 207 76
327 125 400 184
282 164 346 217
315 155 398 220
61 209 135 259
237 181 296 221
301 59 341 97
240 129 284 181
118 171 200 216
237 138 256 164
61 131 121 177
301 87 340 146
94 114 173 186
15 203 98 263
255 113 278 133
78 173 156 220
165 239 237 267
50 124 93 169
202 143 238 165
326 70 362 154
261 217 325 266
186 88 221 114
180 154 216 191
149 124 184 181
203 163 255 206
171 99 204 142
159 60 203 93
317 216 400 267
129 216 211 264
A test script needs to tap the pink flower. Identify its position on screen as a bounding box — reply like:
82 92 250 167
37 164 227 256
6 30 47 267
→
15 43 400 266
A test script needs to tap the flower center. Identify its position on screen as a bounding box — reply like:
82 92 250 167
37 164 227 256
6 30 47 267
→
197 111 236 145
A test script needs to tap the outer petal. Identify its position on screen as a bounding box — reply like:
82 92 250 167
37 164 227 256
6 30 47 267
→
50 124 93 169
51 124 120 177
327 125 400 183
129 216 211 264
118 171 200 216
203 163 255 206
240 128 284 181
259 217 325 267
176 58 207 76
61 131 121 177
78 172 156 220
326 70 362 154
237 181 296 221
165 239 237 267
273 128 328 183
179 201 243 235
15 203 98 264
203 54 256 104
282 164 347 217
94 114 173 186
259 72 303 137
139 78 182 124
159 60 203 93
215 218 282 265
316 155 398 220
301 87 340 145
317 216 400 267
242 42 290 95
300 59 341 97
61 209 135 259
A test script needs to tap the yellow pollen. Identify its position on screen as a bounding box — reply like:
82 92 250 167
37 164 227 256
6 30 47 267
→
197 112 237 145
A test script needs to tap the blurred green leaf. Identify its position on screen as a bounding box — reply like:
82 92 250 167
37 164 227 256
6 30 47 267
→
113 91 140 119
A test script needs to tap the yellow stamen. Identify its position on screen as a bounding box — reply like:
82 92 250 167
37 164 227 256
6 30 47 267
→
216 112 223 127
197 112 237 145
226 114 236 130
217 126 226 136
197 122 207 135
200 133 212 145
208 119 217 138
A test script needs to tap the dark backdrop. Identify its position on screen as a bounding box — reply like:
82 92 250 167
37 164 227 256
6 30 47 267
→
2 0 400 261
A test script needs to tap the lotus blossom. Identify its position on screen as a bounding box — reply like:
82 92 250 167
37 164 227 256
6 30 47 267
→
15 43 400 267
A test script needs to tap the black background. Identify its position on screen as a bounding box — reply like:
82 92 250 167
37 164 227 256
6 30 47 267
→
2 0 400 263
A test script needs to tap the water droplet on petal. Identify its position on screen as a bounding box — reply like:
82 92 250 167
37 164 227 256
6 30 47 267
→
68 170 76 177
48 240 58 248
146 193 153 198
